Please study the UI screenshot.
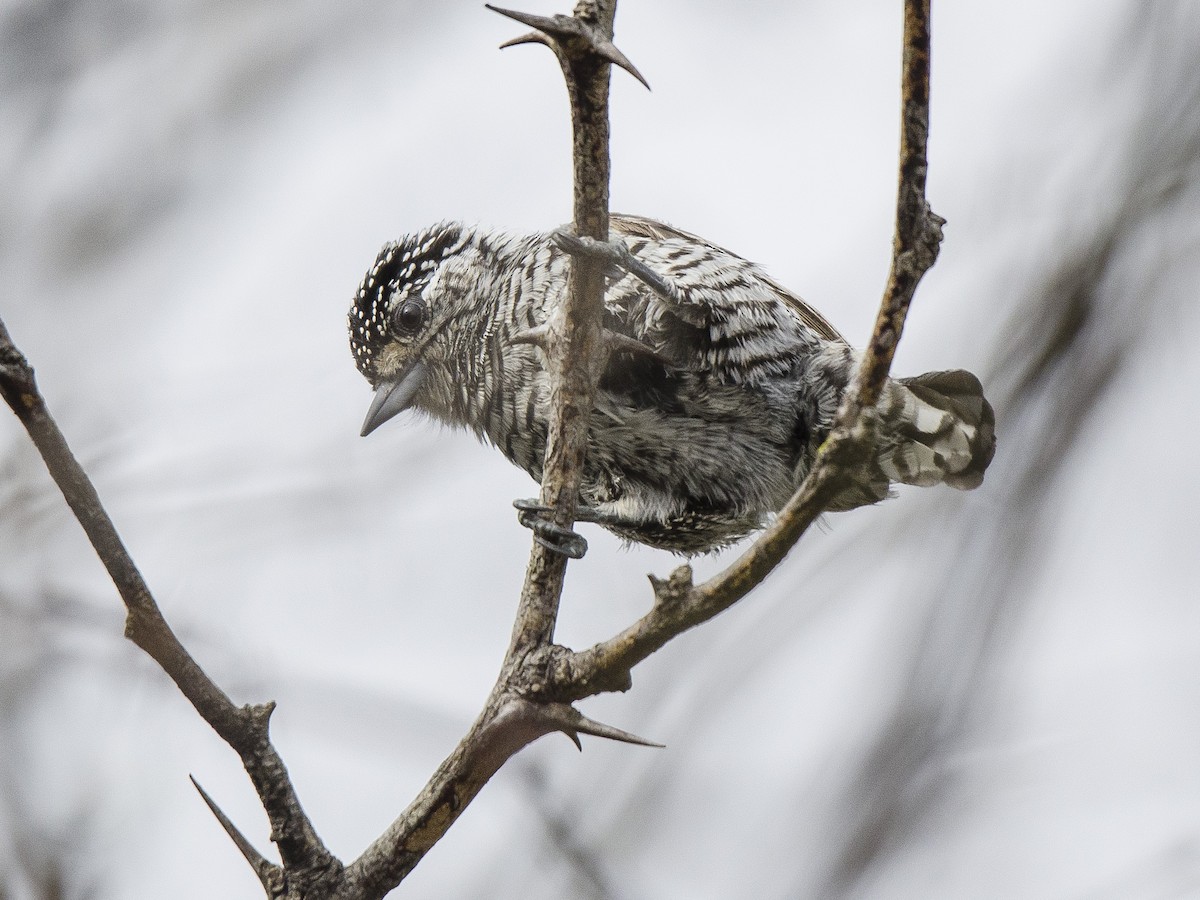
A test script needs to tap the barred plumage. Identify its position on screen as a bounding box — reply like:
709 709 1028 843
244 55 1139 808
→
349 214 996 554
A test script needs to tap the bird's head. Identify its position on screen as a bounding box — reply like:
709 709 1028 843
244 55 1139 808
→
348 223 473 436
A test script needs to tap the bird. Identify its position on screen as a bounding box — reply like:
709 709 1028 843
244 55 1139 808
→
348 214 995 556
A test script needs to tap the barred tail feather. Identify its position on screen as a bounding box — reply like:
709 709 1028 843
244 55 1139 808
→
878 369 996 491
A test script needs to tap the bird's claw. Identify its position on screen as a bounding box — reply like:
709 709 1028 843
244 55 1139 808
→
514 498 588 559
510 320 666 366
551 230 635 267
551 229 679 303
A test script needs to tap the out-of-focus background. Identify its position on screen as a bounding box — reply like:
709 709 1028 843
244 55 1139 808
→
3 1 1198 897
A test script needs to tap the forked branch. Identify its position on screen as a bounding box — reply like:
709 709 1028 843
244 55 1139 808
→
0 320 338 895
550 0 941 701
0 2 941 896
337 1 652 895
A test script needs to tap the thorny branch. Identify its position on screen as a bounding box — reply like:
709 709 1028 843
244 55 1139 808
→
0 317 339 898
0 1 942 897
336 2 655 895
547 0 942 700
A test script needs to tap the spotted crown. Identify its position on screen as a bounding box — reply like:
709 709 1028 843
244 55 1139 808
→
348 222 467 380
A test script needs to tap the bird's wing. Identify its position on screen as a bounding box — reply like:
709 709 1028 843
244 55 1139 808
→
610 213 847 345
601 214 847 385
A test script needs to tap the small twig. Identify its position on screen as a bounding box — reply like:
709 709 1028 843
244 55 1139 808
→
853 0 941 408
0 317 339 893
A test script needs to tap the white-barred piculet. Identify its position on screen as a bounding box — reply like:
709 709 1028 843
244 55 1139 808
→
349 214 995 556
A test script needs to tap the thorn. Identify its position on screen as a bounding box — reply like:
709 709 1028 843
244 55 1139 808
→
499 30 552 50
486 4 649 89
592 38 650 90
190 776 279 892
543 703 665 749
486 4 564 35
668 563 694 589
488 699 662 760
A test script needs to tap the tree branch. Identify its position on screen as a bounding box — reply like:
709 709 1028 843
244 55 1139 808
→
0 2 943 895
335 2 655 896
0 317 339 894
497 0 618 656
549 0 942 702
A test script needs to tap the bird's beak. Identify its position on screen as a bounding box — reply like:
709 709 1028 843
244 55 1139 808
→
360 362 427 437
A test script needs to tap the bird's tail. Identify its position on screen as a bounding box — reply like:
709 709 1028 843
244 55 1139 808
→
877 368 996 491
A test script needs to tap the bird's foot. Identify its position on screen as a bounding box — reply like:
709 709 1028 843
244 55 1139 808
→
514 498 589 559
510 315 667 365
551 229 681 304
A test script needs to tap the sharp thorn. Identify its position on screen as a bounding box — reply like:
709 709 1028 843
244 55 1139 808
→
595 40 650 90
189 776 278 890
499 30 553 50
486 4 646 86
543 704 664 749
573 713 664 748
486 4 569 35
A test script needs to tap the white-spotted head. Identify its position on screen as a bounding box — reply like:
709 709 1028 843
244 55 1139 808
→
348 222 470 435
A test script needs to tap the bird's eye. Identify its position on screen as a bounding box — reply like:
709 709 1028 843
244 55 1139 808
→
391 298 426 335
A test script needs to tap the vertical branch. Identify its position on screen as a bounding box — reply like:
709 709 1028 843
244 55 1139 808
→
338 4 652 895
855 0 937 407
